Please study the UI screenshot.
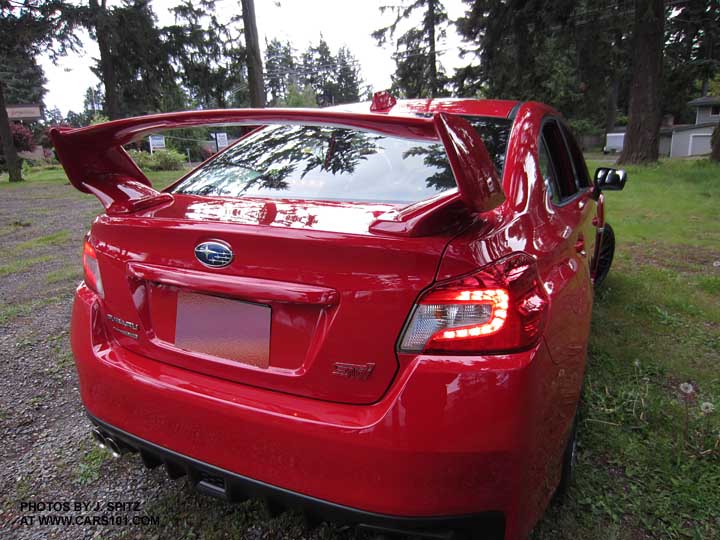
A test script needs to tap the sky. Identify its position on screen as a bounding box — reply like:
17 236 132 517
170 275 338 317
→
38 0 472 115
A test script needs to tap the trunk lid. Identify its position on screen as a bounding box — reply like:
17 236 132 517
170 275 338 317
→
53 107 508 404
93 195 455 404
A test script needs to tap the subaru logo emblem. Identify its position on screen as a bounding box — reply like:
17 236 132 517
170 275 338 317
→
195 241 233 268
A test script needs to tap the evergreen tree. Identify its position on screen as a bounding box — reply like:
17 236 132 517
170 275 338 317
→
335 47 362 104
664 0 720 123
0 50 47 106
455 1 636 132
265 39 296 105
373 0 449 98
281 83 317 108
83 85 104 118
302 38 337 106
166 0 245 109
44 107 65 126
95 1 182 117
0 0 80 181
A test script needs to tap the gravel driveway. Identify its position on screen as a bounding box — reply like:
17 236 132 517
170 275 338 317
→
0 181 360 540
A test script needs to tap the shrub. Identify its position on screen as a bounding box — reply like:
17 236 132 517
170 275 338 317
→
126 149 154 170
0 123 35 155
126 149 185 171
568 118 602 137
150 149 185 171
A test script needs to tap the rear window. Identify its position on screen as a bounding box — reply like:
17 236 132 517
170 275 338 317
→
171 118 510 204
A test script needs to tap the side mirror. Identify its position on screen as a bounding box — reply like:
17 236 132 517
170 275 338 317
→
594 167 627 191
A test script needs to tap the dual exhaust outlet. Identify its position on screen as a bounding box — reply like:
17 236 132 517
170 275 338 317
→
92 427 132 458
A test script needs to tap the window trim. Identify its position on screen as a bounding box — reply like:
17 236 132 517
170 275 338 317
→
557 120 592 190
538 117 589 207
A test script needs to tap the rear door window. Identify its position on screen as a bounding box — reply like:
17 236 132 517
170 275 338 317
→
541 120 578 202
560 123 591 189
538 136 561 205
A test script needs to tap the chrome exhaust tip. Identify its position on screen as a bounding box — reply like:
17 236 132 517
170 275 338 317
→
91 428 128 458
91 428 107 449
104 437 123 458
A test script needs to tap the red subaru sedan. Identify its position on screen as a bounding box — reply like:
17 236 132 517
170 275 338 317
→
52 95 625 540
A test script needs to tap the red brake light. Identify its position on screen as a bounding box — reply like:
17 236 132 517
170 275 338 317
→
82 240 104 297
399 253 548 354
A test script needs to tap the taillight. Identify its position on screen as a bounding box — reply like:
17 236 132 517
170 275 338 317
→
399 253 548 354
82 239 104 297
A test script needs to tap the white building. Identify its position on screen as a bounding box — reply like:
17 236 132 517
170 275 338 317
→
605 96 719 157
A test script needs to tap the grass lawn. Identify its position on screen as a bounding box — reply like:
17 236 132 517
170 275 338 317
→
534 158 720 540
0 165 183 191
0 159 718 539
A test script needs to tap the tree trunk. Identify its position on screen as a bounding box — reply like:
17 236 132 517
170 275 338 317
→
90 0 120 119
618 0 664 165
240 0 265 108
0 81 23 183
711 124 720 162
427 0 438 98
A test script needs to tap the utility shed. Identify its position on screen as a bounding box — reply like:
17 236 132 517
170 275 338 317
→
606 96 719 157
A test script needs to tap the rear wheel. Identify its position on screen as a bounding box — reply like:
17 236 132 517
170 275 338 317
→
554 413 578 504
593 223 615 288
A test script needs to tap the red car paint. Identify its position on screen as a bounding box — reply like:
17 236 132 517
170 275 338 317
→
56 98 611 539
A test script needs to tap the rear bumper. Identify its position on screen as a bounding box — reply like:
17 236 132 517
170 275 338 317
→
90 414 503 538
72 283 559 539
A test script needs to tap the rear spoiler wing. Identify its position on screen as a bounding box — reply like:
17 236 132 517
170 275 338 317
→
51 108 505 231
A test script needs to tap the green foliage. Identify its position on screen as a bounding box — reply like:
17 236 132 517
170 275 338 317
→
568 119 602 138
86 0 185 118
0 48 47 106
89 114 109 125
0 1 81 61
663 1 720 123
280 83 318 108
151 149 186 171
588 158 720 248
264 37 363 107
76 445 110 485
297 38 363 106
127 149 185 171
456 0 626 129
373 0 450 98
454 1 719 130
126 149 153 170
162 127 211 162
165 0 246 109
265 38 296 105
533 158 720 540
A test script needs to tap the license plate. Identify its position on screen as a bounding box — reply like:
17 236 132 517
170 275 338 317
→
174 291 270 368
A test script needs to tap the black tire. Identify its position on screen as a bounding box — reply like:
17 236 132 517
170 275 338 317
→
554 413 578 504
593 222 615 288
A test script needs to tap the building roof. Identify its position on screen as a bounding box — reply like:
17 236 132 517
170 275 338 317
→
687 95 720 107
607 122 717 136
667 122 719 133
